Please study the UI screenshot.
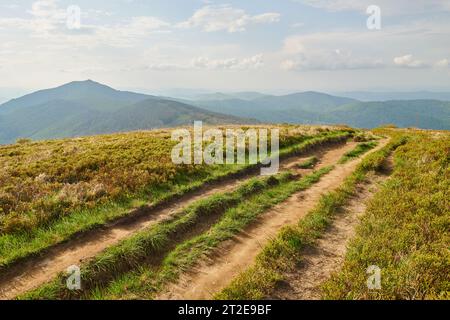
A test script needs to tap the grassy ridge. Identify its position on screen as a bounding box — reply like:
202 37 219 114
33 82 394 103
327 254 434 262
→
92 167 334 300
0 130 351 270
22 167 332 300
1 126 339 235
0 132 186 234
20 172 291 299
216 136 407 300
322 132 449 299
20 130 352 299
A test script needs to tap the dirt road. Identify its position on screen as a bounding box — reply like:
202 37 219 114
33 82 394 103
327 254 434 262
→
157 140 387 300
0 140 357 299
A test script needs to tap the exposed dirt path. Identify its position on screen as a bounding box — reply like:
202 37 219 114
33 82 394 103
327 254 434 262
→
0 140 356 300
268 161 392 300
157 139 388 300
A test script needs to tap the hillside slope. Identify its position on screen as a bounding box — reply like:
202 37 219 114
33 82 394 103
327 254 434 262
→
0 81 254 144
190 91 356 123
187 94 450 129
324 100 450 129
338 91 450 101
0 80 149 114
62 98 250 137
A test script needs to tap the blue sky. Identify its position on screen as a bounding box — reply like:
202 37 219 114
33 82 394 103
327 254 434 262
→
0 0 450 96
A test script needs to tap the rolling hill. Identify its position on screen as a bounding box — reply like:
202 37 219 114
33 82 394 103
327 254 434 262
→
188 91 356 123
2 81 449 145
337 91 450 102
185 92 450 130
0 81 253 144
193 92 271 101
323 100 450 130
0 80 149 114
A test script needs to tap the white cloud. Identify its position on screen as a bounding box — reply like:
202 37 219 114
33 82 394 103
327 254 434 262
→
281 34 385 71
280 59 298 71
96 16 170 42
393 54 428 68
29 0 67 33
239 54 265 69
126 16 169 33
294 0 450 15
435 58 449 68
192 54 264 69
280 21 450 72
177 5 280 32
1 1 450 91
139 54 265 71
0 18 31 30
0 1 170 47
281 52 384 71
0 0 66 34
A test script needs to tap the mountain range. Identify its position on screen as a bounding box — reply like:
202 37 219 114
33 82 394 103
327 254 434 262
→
182 92 450 130
335 91 450 102
0 80 252 144
183 92 356 124
0 80 449 144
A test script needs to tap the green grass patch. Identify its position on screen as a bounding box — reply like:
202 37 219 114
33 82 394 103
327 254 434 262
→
22 165 334 300
91 166 334 300
297 156 319 169
339 141 378 164
0 131 352 271
322 132 449 300
216 136 407 300
20 172 291 300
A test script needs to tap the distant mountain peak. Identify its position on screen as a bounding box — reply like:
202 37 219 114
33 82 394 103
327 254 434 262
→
62 79 110 88
73 79 98 84
0 81 251 144
302 91 323 95
287 91 334 97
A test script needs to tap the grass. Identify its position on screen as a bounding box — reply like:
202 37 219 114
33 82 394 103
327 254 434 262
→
0 129 352 270
8 128 449 301
93 166 334 300
338 141 378 164
322 132 449 300
297 156 319 169
0 164 242 269
215 135 407 300
22 165 334 300
2 125 333 235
